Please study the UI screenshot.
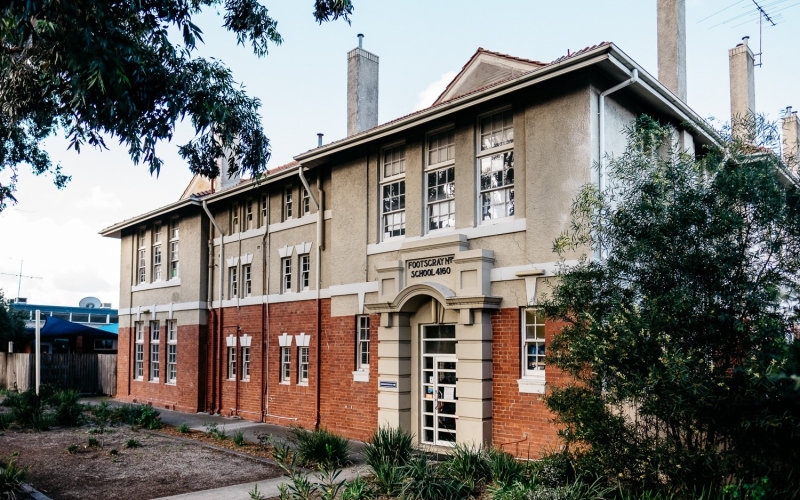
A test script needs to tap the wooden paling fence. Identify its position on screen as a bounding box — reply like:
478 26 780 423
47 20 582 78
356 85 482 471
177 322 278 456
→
0 353 116 395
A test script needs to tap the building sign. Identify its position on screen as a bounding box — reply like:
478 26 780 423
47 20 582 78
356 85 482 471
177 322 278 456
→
379 381 397 388
407 256 454 279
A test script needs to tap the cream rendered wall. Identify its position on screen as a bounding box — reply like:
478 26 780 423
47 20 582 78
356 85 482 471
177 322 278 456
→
404 137 424 238
330 157 369 287
454 117 476 230
267 222 318 296
119 232 134 310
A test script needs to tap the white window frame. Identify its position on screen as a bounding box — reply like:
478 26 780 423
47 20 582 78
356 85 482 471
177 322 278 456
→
242 346 250 381
245 199 254 230
356 315 370 371
137 228 147 284
298 346 309 384
231 202 240 233
282 257 292 293
380 142 407 241
284 186 294 220
152 223 162 282
243 264 252 297
426 128 456 234
300 254 310 291
227 346 237 380
302 188 311 216
167 320 177 384
134 322 144 380
281 346 291 383
230 266 238 298
522 308 546 379
149 320 160 382
477 108 515 223
169 218 179 279
94 339 116 351
261 194 268 226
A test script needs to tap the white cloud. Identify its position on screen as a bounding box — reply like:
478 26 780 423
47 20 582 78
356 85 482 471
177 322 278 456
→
76 186 123 209
414 71 458 111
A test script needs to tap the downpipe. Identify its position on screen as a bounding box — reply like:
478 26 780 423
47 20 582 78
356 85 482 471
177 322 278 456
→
202 200 225 414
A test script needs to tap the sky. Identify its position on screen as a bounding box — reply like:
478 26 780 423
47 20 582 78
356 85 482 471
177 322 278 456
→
1 0 799 307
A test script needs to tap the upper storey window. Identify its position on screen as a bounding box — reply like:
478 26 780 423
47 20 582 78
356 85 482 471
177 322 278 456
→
137 228 146 284
169 218 179 279
231 202 240 233
426 129 455 232
381 144 406 240
284 186 294 220
152 223 162 282
478 109 514 221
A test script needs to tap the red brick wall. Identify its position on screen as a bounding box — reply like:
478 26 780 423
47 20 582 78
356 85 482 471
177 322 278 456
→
491 307 566 459
319 309 379 442
116 322 205 414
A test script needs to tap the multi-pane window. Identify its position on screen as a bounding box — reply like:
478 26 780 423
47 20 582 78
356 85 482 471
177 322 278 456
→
300 255 310 291
427 167 455 231
169 218 179 279
231 202 240 233
230 267 238 298
137 228 146 284
298 346 309 383
282 257 292 293
242 346 251 381
284 186 294 220
150 320 160 381
152 224 162 281
381 145 406 240
261 194 268 226
302 188 311 216
478 110 514 221
357 316 370 371
134 322 144 380
167 320 177 384
243 264 252 297
227 346 236 380
428 129 455 166
523 308 546 377
281 347 291 383
246 200 254 230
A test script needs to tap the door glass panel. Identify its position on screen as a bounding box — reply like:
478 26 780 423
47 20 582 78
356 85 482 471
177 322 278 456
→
421 325 458 447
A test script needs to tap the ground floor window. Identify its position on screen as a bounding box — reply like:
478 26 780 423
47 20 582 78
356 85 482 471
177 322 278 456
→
523 308 546 378
281 347 291 383
167 320 177 384
242 346 251 381
227 346 236 380
298 346 309 383
357 316 370 371
134 344 144 380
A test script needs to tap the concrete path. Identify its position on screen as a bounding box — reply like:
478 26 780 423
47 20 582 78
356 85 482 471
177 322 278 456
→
153 465 369 500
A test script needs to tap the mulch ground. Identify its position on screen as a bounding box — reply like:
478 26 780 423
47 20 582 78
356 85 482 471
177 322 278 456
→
154 425 277 461
0 425 282 500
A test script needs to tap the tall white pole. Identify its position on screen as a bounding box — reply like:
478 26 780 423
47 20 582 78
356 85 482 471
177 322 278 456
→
35 309 41 395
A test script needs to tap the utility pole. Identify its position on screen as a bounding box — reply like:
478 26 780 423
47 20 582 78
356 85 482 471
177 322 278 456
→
0 260 42 300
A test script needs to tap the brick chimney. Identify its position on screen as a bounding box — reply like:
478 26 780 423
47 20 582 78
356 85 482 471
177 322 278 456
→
657 0 687 102
729 36 756 137
347 34 379 136
783 107 800 172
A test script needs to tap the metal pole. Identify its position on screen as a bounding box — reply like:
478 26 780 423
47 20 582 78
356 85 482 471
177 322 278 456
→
35 309 41 395
17 260 23 301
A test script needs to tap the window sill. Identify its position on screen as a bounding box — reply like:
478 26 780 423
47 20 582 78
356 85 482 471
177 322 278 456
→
280 381 290 385
241 379 250 383
133 378 143 382
352 370 370 383
517 377 545 394
132 278 181 292
149 379 160 384
166 382 176 386
297 382 309 387
479 215 515 227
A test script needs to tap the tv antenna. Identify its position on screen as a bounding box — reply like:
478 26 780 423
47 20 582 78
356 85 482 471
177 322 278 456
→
0 260 42 301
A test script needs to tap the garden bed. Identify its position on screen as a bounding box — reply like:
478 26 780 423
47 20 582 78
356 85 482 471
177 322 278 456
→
0 425 282 500
154 424 276 461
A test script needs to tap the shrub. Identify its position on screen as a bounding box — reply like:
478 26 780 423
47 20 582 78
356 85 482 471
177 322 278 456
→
87 437 100 448
256 432 271 449
205 422 227 440
248 484 264 500
67 444 79 454
124 439 141 449
341 476 372 500
364 426 413 496
177 423 190 434
48 389 84 426
439 443 491 491
401 454 469 500
136 405 161 430
487 448 527 487
291 426 350 470
530 452 575 488
109 449 118 456
233 430 245 446
0 412 13 431
0 457 29 498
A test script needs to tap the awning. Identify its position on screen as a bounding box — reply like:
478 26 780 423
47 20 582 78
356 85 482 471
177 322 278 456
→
38 316 117 337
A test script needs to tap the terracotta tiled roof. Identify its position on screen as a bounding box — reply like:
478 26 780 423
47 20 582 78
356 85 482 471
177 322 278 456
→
297 43 611 158
187 160 300 199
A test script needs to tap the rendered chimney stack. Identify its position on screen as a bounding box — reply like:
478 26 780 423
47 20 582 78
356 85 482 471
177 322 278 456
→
782 106 800 172
216 150 241 190
657 0 687 102
347 34 379 136
729 36 756 136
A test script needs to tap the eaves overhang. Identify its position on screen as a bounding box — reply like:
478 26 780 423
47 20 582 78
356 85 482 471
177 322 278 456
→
294 43 721 168
99 198 201 239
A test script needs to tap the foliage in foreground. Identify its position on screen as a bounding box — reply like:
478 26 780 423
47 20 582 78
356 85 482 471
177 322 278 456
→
0 0 354 211
542 115 800 493
0 290 26 347
0 456 29 500
291 426 351 470
0 386 84 430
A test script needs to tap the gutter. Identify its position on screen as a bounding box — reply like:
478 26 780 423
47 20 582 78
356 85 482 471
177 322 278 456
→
202 200 225 414
298 166 324 430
